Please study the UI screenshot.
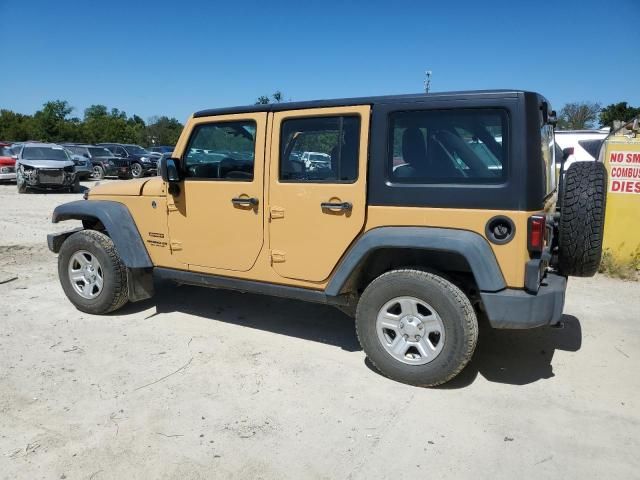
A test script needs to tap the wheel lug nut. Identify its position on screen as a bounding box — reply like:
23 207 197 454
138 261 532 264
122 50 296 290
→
418 324 423 330
403 334 408 340
415 335 421 341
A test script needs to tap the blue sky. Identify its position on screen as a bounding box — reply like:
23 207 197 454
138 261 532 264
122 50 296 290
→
1 0 639 123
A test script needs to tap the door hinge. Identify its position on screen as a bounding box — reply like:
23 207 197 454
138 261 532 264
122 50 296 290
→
170 241 182 252
270 250 286 263
270 206 285 220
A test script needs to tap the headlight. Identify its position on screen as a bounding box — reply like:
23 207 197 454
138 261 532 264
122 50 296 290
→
140 156 150 163
107 160 114 166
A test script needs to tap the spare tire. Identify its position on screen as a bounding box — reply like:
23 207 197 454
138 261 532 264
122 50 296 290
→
558 161 607 277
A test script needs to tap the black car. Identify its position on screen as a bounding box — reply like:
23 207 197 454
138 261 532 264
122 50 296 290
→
97 143 157 179
64 144 131 180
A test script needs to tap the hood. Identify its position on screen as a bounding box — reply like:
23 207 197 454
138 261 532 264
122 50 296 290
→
18 159 74 169
89 178 152 196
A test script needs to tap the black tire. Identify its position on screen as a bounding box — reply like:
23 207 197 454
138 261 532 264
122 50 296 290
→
92 165 105 180
58 230 129 314
356 269 478 387
558 161 607 277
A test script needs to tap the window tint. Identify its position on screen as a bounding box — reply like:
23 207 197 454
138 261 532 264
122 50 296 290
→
280 116 360 182
184 121 256 180
578 139 603 160
389 109 508 183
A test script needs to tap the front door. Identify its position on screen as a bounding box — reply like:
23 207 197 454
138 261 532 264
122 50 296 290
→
268 106 370 282
167 113 267 271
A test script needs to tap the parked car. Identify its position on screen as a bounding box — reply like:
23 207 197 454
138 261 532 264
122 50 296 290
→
301 151 331 171
0 143 17 182
47 90 607 387
148 145 175 159
555 128 609 171
64 144 131 180
16 143 80 193
97 143 157 178
62 148 93 180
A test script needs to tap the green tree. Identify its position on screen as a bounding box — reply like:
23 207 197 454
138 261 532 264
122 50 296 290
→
31 100 75 141
145 116 183 146
599 102 640 128
0 110 36 141
255 91 286 105
557 102 601 130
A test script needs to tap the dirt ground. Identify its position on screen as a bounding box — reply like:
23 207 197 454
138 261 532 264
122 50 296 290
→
0 181 638 480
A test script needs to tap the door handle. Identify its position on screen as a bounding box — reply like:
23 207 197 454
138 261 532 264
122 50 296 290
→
321 201 352 211
231 197 259 207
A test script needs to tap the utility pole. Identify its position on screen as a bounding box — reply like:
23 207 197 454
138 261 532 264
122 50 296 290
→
424 70 432 93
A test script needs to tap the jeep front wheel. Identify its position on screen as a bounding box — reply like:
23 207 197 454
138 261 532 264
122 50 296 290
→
356 269 478 386
58 230 129 314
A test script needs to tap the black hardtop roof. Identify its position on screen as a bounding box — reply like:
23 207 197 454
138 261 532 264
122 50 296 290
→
194 89 535 118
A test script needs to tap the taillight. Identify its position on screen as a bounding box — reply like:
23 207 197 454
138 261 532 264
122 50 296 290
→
528 215 546 253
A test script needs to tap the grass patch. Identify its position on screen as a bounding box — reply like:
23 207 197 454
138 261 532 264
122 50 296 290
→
598 248 640 281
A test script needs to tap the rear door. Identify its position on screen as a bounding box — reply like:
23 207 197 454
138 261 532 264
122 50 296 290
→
268 106 370 282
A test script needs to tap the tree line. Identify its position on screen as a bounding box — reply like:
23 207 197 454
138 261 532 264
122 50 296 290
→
1 95 637 145
0 100 184 146
558 101 640 130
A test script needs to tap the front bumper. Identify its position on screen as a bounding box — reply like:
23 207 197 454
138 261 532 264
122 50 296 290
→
480 272 567 329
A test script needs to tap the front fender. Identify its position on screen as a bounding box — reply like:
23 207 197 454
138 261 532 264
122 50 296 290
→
50 200 152 269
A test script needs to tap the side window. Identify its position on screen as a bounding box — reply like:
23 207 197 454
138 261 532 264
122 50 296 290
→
112 146 125 157
280 116 360 182
184 121 256 180
389 109 508 183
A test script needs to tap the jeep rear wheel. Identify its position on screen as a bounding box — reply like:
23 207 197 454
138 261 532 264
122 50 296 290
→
558 161 607 277
356 269 478 386
58 230 129 314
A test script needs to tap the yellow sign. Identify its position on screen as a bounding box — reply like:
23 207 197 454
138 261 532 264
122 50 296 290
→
602 136 640 261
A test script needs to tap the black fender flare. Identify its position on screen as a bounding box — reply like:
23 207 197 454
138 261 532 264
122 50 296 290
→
325 227 507 296
49 200 152 269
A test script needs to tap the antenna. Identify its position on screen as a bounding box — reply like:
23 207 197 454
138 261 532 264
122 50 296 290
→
424 70 432 93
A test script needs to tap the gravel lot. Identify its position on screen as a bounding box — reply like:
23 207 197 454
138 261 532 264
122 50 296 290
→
0 181 638 479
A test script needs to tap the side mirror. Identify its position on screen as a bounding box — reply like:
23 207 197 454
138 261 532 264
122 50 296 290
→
161 156 181 183
562 147 574 161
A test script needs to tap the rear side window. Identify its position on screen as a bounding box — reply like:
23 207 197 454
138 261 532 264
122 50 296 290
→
183 121 256 180
540 124 556 196
388 109 508 183
280 116 360 182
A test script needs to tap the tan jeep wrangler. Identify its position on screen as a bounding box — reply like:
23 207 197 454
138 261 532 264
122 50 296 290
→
48 90 607 386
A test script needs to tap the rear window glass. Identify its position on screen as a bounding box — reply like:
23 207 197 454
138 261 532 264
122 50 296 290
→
578 139 604 159
388 109 508 183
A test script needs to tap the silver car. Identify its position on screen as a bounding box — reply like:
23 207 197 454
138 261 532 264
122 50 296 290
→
16 143 80 193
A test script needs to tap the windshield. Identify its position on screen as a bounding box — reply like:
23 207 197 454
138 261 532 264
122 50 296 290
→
125 145 150 155
89 147 113 157
22 147 69 161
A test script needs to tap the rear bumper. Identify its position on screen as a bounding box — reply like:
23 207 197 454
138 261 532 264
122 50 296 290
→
480 272 567 329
